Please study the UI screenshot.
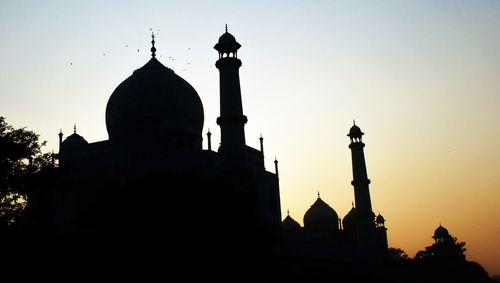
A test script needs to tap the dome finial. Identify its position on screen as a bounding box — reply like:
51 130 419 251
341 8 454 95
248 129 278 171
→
225 24 228 33
317 191 321 198
151 31 157 58
287 209 290 216
353 119 356 126
352 201 354 208
73 123 76 133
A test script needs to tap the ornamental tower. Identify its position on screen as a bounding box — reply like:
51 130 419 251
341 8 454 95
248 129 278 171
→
348 122 376 250
214 26 247 163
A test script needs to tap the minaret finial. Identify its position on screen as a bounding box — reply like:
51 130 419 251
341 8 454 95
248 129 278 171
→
274 157 279 179
151 31 157 58
73 124 76 133
207 128 212 151
225 24 228 32
259 134 264 158
58 129 63 153
287 209 290 216
318 191 320 198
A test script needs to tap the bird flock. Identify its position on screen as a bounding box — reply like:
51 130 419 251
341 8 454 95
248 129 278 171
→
68 28 216 73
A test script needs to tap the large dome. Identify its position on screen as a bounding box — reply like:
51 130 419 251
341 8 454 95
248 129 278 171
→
105 57 204 149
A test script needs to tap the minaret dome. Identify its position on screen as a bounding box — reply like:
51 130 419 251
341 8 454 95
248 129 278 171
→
214 25 241 59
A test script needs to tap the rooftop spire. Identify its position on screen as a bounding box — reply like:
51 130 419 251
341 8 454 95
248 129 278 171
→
225 24 228 33
207 128 212 151
353 119 356 126
73 124 76 133
317 191 321 198
287 209 290 216
151 32 157 58
274 157 279 179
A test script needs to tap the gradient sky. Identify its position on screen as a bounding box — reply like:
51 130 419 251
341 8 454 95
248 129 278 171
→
1 0 499 275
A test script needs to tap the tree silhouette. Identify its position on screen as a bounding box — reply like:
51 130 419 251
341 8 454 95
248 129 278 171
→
0 116 52 229
425 235 467 262
388 247 410 261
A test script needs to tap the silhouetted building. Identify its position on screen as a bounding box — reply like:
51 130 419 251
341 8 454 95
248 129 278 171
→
52 31 281 266
425 224 467 262
274 122 388 261
47 28 387 277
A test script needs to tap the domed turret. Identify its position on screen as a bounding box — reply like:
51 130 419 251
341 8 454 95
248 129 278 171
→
60 126 88 153
282 210 301 233
105 35 204 150
214 25 241 58
433 225 451 242
342 204 357 229
303 193 339 234
347 120 364 141
375 213 385 228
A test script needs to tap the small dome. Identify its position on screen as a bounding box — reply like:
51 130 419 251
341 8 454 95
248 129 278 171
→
214 27 241 54
105 57 204 149
218 32 237 44
433 225 450 240
348 123 364 138
342 206 357 228
61 133 88 153
376 213 385 224
282 214 301 232
303 197 339 233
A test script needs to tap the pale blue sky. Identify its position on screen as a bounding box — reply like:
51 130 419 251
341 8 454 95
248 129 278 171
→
1 0 499 275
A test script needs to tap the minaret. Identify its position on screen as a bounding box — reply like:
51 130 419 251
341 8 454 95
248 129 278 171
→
58 129 63 153
207 129 212 151
214 25 247 162
347 121 376 249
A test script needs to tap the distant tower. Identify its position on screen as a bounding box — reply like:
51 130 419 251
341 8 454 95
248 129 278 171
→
207 129 212 151
347 122 376 250
214 25 247 163
375 213 388 250
58 129 63 153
